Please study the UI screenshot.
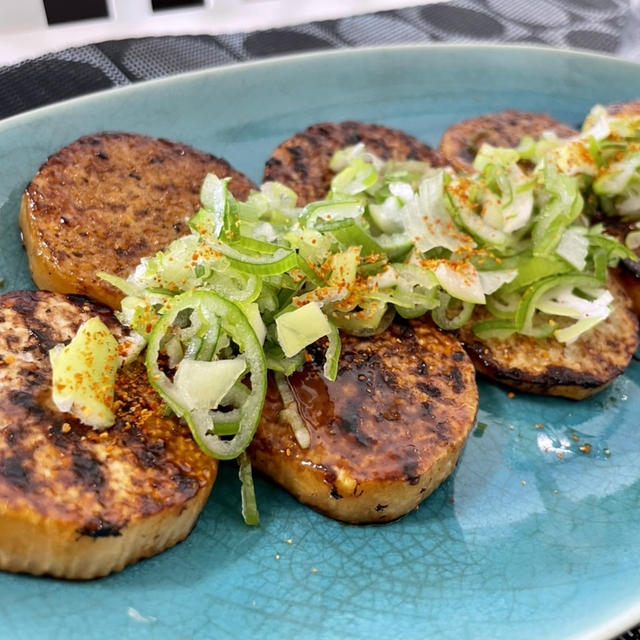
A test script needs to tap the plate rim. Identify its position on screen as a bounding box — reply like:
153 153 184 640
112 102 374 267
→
3 42 640 131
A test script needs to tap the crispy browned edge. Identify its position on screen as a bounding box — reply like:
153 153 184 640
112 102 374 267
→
457 275 639 399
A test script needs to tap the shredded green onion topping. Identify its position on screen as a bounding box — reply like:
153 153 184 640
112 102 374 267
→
100 105 640 522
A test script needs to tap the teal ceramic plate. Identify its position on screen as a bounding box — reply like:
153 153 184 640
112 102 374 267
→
1 45 640 640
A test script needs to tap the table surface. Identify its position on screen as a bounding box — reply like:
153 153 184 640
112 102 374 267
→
0 1 638 638
0 0 633 120
0 0 435 67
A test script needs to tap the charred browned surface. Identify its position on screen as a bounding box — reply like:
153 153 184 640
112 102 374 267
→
618 259 640 317
0 290 216 578
263 121 448 206
606 99 640 116
457 276 638 399
600 219 640 317
439 110 578 173
249 317 478 523
19 132 256 310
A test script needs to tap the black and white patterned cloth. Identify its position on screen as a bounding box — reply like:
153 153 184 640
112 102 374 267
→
0 1 638 638
0 0 632 119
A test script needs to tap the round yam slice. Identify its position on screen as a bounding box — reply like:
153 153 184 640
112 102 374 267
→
263 121 448 206
617 258 640 317
457 275 638 399
600 100 640 316
606 99 640 116
249 318 478 523
19 132 256 309
0 290 216 579
439 110 578 173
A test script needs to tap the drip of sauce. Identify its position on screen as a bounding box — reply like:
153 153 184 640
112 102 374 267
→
288 369 335 438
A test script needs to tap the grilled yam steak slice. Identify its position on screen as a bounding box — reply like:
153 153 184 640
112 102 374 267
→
457 276 638 399
618 258 640 317
600 219 640 317
20 132 256 310
606 99 640 116
440 110 637 394
0 290 216 579
263 121 449 206
602 100 640 315
249 319 478 523
439 110 578 173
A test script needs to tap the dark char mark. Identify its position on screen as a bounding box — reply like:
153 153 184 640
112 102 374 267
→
402 447 420 485
121 425 168 470
448 367 465 394
265 156 282 169
466 340 611 389
0 456 29 489
433 420 453 444
621 257 640 279
172 472 197 495
77 517 123 538
345 132 362 146
306 341 327 368
8 290 39 316
72 453 105 489
4 427 20 445
8 390 45 417
17 367 47 390
4 334 19 349
29 328 57 352
286 145 309 179
417 382 441 398
336 416 375 448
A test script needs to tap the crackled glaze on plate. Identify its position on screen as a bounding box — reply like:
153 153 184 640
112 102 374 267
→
1 45 640 640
